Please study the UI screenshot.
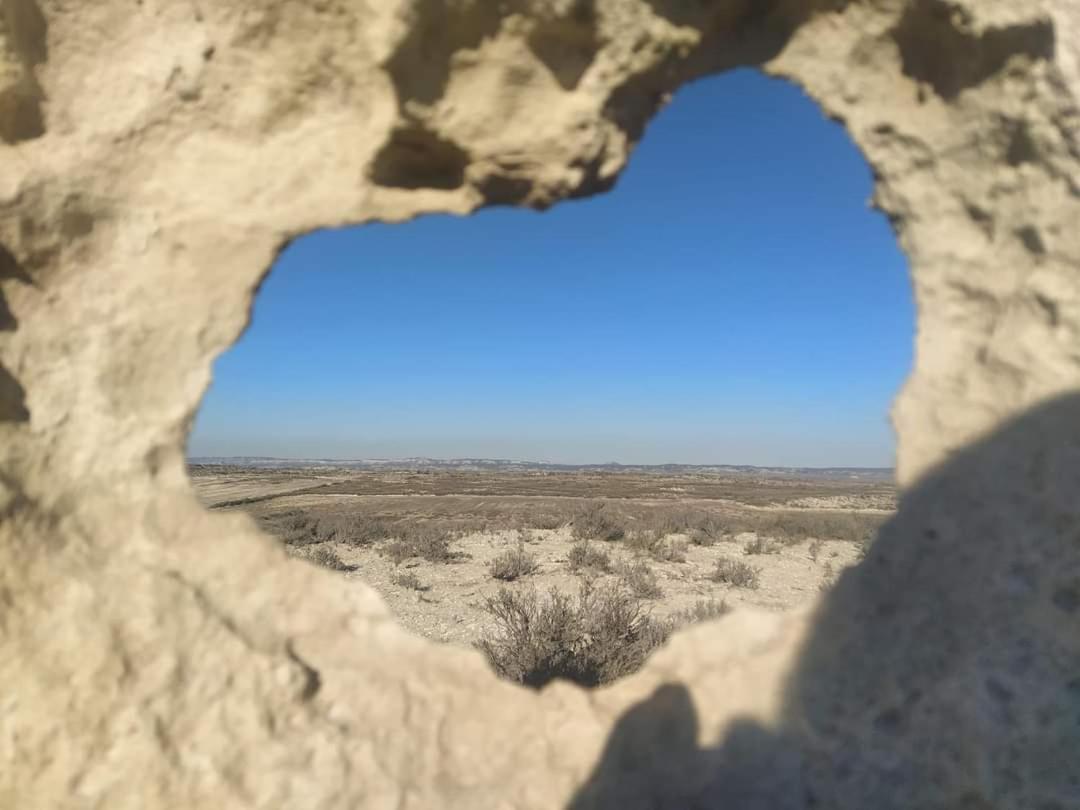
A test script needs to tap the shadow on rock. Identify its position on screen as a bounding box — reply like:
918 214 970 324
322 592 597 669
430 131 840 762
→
567 682 803 810
568 393 1080 809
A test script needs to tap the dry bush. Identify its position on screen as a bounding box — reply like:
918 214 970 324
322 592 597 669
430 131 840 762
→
392 571 428 591
743 535 781 556
477 580 668 688
259 509 318 546
711 557 761 589
640 507 726 539
687 526 720 547
438 517 494 536
261 510 391 547
653 538 688 563
624 528 660 556
624 529 688 563
857 532 874 561
519 512 567 531
567 540 612 573
617 559 663 599
666 598 731 628
489 544 539 581
307 546 356 573
809 537 825 562
727 510 886 546
382 525 461 565
331 513 392 545
571 502 626 542
820 561 839 592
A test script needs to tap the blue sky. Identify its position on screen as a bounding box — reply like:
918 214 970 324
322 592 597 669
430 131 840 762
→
188 69 912 467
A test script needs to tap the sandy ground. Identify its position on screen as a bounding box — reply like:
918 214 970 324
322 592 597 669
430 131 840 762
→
191 474 345 507
195 466 884 655
311 527 860 648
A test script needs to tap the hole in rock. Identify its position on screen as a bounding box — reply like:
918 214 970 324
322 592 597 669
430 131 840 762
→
187 70 912 689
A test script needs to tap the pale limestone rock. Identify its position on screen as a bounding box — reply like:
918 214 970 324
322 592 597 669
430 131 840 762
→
1 0 1079 807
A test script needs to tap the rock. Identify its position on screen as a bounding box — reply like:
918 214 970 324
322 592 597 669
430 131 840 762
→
1 0 1078 806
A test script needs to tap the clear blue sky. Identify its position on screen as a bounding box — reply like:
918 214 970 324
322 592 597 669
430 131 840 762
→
188 69 912 467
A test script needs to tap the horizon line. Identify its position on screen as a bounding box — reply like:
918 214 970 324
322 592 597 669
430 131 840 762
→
186 454 894 471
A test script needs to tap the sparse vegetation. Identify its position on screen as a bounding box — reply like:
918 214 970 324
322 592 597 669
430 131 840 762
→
688 526 720 547
477 587 736 688
567 540 612 573
856 531 875 561
489 544 539 581
666 598 731 627
711 557 761 589
820 561 838 592
624 528 688 562
209 465 891 679
571 502 626 542
743 535 781 556
617 558 663 599
392 570 428 591
382 525 461 565
477 580 668 688
652 538 688 563
523 513 566 531
308 545 356 572
262 510 392 547
724 510 885 545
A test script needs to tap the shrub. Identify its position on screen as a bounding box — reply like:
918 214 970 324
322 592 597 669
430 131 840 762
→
308 546 356 572
641 508 726 540
666 598 731 628
477 580 668 688
687 526 721 547
567 540 612 573
262 510 392 548
528 513 567 531
624 528 660 556
747 510 886 545
808 537 825 563
653 538 688 563
260 509 318 546
743 535 780 556
856 532 874 561
625 529 688 563
571 502 626 542
819 561 839 592
382 525 461 565
711 558 761 589
489 544 539 581
347 515 393 546
617 559 663 599
392 571 428 591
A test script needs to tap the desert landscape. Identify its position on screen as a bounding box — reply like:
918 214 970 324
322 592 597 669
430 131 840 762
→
191 460 893 686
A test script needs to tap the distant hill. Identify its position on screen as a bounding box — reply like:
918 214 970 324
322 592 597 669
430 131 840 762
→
186 456 894 481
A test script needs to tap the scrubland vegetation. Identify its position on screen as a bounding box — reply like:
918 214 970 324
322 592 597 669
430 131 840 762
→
213 468 889 688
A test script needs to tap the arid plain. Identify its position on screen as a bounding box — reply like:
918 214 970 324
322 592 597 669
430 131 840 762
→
192 462 893 683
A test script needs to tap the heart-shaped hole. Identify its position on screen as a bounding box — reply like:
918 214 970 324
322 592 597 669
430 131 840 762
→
188 69 909 690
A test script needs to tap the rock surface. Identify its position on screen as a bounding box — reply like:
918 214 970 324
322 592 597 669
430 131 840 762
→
2 0 1079 807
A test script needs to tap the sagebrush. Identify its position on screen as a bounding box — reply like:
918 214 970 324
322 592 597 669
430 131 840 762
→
477 580 668 688
617 558 663 599
711 557 761 589
382 525 462 564
489 544 539 581
567 540 612 573
571 502 626 542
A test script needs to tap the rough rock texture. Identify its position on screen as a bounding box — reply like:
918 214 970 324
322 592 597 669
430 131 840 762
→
2 0 1079 807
